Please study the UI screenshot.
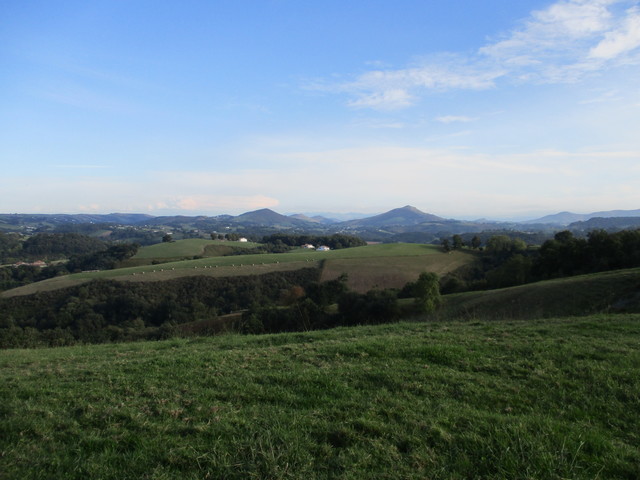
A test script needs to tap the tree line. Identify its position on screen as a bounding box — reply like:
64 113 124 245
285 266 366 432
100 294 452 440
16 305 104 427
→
0 267 443 349
0 243 139 292
261 233 367 249
0 232 108 264
438 229 640 292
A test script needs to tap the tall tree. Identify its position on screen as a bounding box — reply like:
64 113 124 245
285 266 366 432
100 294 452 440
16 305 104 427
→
411 272 442 313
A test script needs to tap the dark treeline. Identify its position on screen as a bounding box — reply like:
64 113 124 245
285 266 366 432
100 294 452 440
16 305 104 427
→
0 232 107 264
22 233 107 258
206 233 367 256
0 268 321 348
0 231 136 264
534 229 640 278
439 229 640 292
66 243 139 271
0 243 139 292
54 224 163 245
261 233 367 249
0 267 444 348
236 272 441 335
1 265 64 292
0 232 22 262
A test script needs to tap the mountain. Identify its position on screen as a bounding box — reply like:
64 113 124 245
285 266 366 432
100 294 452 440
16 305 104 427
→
590 209 640 218
311 216 339 225
301 211 373 222
524 211 587 225
231 208 311 227
526 209 640 226
289 214 321 224
343 205 445 228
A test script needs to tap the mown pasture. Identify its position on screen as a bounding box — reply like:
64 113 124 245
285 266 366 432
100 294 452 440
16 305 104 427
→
1 315 638 479
321 248 476 293
119 239 260 267
132 239 260 259
2 243 473 298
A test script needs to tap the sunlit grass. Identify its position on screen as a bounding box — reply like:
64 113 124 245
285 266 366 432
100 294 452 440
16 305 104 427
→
2 315 638 479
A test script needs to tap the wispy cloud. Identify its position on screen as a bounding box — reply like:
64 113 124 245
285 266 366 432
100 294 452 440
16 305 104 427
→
435 115 475 124
335 55 505 110
347 88 414 110
578 88 623 103
320 0 640 109
589 6 640 59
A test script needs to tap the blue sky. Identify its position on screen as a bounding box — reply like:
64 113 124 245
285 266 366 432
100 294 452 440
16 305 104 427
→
1 0 639 220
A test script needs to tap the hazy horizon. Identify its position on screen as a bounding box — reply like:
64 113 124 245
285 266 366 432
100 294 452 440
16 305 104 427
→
4 204 640 224
2 0 639 218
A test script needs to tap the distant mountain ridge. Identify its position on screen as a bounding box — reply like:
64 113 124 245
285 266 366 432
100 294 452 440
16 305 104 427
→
2 206 639 236
0 213 155 225
526 209 640 226
288 214 337 225
568 217 640 230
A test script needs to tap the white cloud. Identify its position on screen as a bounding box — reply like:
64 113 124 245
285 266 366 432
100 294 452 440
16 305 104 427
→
435 115 475 124
347 89 414 110
589 6 640 58
335 58 504 109
578 88 622 103
324 0 640 109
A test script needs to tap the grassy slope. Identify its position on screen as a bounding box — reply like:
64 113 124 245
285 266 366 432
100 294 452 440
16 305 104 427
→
321 248 475 293
1 315 639 479
439 267 640 321
133 239 259 259
2 243 464 298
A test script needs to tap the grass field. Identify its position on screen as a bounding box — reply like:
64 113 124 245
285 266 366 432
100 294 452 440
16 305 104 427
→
132 239 259 259
2 243 465 298
438 267 640 321
1 315 638 479
321 249 476 293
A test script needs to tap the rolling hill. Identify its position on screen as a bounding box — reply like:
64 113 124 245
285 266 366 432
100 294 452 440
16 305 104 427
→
0 243 472 297
437 267 640 321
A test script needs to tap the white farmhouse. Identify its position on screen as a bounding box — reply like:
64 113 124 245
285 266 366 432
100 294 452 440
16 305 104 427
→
316 245 330 251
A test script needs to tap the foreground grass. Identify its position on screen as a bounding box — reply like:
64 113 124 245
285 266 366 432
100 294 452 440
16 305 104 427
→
1 315 639 479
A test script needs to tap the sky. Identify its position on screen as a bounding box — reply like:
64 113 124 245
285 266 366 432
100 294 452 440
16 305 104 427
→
1 0 639 220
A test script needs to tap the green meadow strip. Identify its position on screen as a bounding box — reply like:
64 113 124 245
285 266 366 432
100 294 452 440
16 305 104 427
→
1 315 639 479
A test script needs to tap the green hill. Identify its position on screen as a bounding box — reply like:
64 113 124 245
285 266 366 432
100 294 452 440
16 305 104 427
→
438 267 640 321
132 238 258 259
1 315 638 479
2 243 472 297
